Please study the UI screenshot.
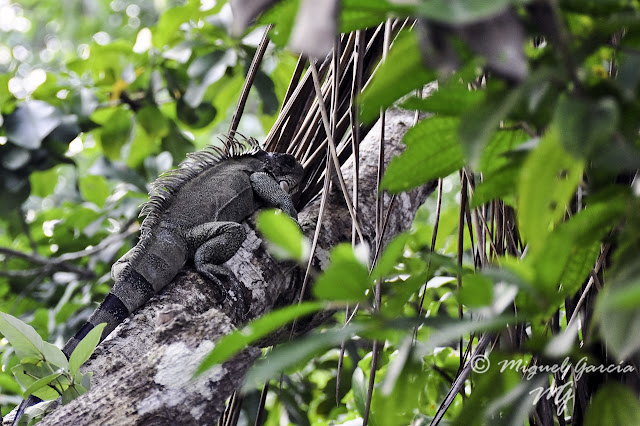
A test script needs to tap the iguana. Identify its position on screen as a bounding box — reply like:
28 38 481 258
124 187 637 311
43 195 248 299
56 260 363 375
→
12 135 304 425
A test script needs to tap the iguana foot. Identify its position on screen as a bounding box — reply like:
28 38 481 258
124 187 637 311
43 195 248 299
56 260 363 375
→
197 264 250 324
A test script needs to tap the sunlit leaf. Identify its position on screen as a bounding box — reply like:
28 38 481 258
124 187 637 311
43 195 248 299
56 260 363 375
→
517 125 584 256
382 117 464 192
313 244 372 301
0 312 46 360
256 209 308 262
69 323 106 376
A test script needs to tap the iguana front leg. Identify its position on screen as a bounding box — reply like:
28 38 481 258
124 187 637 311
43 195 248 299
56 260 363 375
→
250 172 298 220
186 222 250 320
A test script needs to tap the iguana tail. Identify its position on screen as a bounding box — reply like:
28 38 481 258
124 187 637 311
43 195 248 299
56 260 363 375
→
64 229 188 355
62 268 155 356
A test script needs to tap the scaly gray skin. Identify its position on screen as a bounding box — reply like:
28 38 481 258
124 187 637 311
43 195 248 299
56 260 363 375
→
12 136 303 425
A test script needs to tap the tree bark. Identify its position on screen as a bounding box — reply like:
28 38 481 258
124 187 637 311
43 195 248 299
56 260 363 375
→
6 108 435 425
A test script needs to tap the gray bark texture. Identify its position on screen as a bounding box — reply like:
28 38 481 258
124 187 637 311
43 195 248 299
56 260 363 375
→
6 108 436 425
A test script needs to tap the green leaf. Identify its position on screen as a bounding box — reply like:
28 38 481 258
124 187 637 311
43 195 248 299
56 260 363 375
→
470 162 519 208
0 312 46 360
80 371 93 391
381 117 464 192
526 192 624 302
258 0 300 46
417 0 513 24
61 384 87 405
517 125 584 256
98 108 133 161
176 98 217 129
459 273 493 308
352 367 368 418
372 232 409 279
22 371 63 399
79 175 111 208
400 85 485 116
585 383 640 426
40 342 68 370
153 0 202 48
11 364 61 400
4 100 63 149
458 85 523 168
194 302 325 376
313 244 372 302
597 281 640 359
68 323 106 376
29 167 61 198
137 105 170 139
256 209 308 262
555 95 619 158
359 30 437 123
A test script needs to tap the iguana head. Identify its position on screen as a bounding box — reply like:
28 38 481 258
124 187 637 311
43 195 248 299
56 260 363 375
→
256 151 304 195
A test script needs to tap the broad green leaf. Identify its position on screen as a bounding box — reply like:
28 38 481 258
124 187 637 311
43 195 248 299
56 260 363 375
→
557 242 601 298
137 105 170 139
80 371 93 391
22 371 63 399
153 0 202 48
176 99 217 129
40 342 68 370
339 0 415 31
98 108 133 161
4 100 63 150
68 323 106 376
470 162 519 208
459 273 493 308
417 0 513 24
61 384 87 405
11 364 61 400
79 175 111 208
0 312 45 360
382 116 464 192
528 191 625 299
256 209 309 262
29 167 61 198
352 367 368 418
371 232 409 279
258 0 300 46
477 129 529 174
585 383 640 426
194 301 325 376
555 95 619 158
184 50 237 108
126 126 160 169
313 244 372 301
517 125 584 256
459 84 524 168
359 30 437 123
340 9 387 32
400 86 485 116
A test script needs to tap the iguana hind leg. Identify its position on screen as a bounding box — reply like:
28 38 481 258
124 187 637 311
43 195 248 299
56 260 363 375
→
187 222 250 321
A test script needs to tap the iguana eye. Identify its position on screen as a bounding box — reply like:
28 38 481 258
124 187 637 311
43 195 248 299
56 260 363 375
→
280 180 290 193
